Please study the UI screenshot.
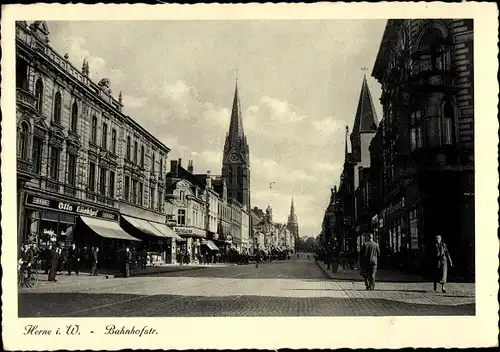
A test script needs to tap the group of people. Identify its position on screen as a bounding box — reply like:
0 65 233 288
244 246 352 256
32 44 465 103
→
358 233 454 292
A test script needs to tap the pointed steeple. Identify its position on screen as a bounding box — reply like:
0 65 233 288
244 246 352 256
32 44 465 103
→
288 197 298 224
228 78 245 142
352 75 379 135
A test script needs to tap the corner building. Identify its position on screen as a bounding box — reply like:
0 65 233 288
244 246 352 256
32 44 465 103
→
16 21 175 267
371 19 474 278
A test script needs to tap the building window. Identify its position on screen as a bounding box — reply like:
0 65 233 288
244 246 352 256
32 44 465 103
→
53 92 62 124
442 102 455 145
140 145 145 167
109 171 115 199
35 78 43 112
19 122 29 159
159 157 163 178
418 29 451 73
138 182 143 205
179 190 185 201
228 168 233 184
88 162 96 191
124 176 130 201
16 57 29 89
99 167 107 195
32 137 43 174
49 146 60 180
91 116 97 144
157 190 163 212
150 187 155 209
151 152 155 173
126 136 131 160
71 102 78 133
409 110 424 151
132 179 138 204
177 209 186 225
133 141 138 164
111 129 117 154
102 123 108 149
67 153 76 186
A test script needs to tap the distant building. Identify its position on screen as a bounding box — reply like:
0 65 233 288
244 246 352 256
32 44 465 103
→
286 197 300 246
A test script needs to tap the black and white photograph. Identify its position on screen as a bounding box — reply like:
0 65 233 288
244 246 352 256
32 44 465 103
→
2 3 498 350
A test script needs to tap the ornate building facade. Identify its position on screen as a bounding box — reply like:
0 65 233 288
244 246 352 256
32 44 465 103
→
16 21 175 265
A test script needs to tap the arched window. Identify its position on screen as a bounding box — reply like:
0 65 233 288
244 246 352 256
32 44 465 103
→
19 122 29 159
35 79 43 112
53 92 62 123
228 168 233 184
237 167 243 185
71 102 78 132
442 102 455 145
418 28 451 73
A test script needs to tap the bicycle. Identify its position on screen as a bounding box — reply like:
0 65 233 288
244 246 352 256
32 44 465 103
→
17 262 39 288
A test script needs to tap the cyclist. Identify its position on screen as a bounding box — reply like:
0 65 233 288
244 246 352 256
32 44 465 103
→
19 243 35 280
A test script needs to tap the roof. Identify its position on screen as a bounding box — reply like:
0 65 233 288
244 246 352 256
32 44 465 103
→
351 76 379 134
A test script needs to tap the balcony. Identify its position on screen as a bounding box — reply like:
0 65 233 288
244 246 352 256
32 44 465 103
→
17 158 35 182
16 88 38 113
64 184 77 197
46 179 60 193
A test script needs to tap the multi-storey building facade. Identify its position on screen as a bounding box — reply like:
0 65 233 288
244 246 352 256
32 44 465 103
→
16 21 176 265
370 19 474 278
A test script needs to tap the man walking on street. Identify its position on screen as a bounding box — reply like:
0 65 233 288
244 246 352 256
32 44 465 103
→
67 243 80 276
124 247 132 278
433 234 453 293
48 245 59 282
360 233 380 290
91 247 99 276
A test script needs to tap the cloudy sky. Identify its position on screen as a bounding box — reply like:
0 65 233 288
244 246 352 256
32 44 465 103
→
46 20 386 237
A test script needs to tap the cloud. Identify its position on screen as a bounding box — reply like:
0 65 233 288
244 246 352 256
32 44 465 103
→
122 94 148 110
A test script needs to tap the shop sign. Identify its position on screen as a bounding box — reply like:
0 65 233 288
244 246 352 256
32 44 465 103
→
26 195 118 221
173 226 206 237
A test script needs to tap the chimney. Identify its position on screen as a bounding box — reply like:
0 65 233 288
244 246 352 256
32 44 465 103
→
206 170 212 189
188 160 194 173
170 160 178 177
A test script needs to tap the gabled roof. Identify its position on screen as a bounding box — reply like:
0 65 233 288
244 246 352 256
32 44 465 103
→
352 76 379 134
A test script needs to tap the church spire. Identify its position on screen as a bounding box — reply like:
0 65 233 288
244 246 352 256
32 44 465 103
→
345 125 349 158
228 78 245 142
351 75 379 136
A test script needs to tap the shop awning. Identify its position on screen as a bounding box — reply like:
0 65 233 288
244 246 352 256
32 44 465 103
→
80 216 141 242
204 240 219 251
121 215 166 238
149 222 184 241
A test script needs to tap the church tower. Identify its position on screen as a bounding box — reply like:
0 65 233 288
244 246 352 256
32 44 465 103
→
287 197 299 239
222 79 250 210
350 75 379 167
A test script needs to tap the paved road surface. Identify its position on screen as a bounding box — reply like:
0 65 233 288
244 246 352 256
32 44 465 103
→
18 256 474 317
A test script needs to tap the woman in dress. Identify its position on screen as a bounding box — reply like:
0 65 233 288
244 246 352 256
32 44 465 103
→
434 235 453 293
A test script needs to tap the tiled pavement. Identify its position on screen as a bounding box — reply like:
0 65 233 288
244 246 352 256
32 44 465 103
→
18 257 475 317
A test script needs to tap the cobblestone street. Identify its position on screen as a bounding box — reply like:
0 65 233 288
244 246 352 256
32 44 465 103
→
18 257 475 317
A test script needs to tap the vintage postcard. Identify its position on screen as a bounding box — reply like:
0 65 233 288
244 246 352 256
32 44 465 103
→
1 2 498 350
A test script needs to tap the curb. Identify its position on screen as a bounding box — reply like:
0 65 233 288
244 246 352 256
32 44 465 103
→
129 266 207 278
315 261 362 281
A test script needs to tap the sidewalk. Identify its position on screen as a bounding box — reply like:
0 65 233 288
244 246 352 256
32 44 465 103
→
316 260 428 282
30 263 234 287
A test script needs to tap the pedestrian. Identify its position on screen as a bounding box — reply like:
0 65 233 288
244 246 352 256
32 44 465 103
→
124 246 132 278
48 245 59 282
255 252 260 268
433 234 454 293
56 246 64 275
43 244 52 274
91 247 99 276
360 233 380 290
67 243 80 276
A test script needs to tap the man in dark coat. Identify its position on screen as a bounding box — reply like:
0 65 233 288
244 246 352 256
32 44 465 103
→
91 247 99 276
360 233 380 290
433 235 453 293
124 247 132 278
43 244 52 274
48 246 60 282
67 243 80 275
